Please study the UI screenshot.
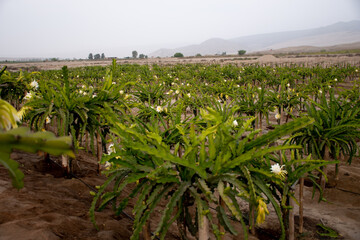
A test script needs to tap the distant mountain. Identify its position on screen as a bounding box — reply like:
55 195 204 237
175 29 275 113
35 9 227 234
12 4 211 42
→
149 20 360 57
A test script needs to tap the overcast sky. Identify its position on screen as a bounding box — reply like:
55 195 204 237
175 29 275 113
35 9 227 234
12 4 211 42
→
0 0 359 59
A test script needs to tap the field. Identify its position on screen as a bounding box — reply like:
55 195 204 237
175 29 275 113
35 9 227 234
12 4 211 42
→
0 55 360 240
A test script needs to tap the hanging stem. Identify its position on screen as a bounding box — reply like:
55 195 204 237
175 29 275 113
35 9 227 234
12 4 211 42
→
321 145 330 191
96 128 102 173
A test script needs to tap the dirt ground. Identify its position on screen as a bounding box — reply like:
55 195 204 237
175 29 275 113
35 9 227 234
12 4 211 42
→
2 54 360 72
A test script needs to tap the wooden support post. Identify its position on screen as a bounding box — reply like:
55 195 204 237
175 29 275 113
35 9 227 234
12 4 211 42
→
199 215 209 240
299 177 304 234
288 194 295 240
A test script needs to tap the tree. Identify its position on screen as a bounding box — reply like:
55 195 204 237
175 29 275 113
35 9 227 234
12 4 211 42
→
132 50 138 59
101 53 105 59
174 52 184 58
238 50 246 55
94 54 101 60
88 53 93 60
139 54 145 59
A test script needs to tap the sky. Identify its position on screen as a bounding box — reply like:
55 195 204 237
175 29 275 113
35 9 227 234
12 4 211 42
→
0 0 359 59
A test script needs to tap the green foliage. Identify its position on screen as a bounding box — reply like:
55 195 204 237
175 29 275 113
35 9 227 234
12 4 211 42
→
238 50 246 55
132 50 138 58
174 52 184 58
91 106 314 239
316 224 339 238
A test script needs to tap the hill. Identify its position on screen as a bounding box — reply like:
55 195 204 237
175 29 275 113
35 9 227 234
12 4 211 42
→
149 20 360 57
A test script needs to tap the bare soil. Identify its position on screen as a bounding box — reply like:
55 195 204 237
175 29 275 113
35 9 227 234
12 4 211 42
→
2 54 360 72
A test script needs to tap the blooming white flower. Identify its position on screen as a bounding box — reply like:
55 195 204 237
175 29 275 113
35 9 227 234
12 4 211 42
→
187 93 191 98
104 161 112 169
328 85 332 89
24 92 33 101
258 87 262 90
356 69 358 72
119 90 124 95
334 78 337 82
270 163 287 178
187 83 190 86
232 120 238 127
275 113 281 120
175 90 180 94
45 116 51 124
76 75 79 78
107 143 115 154
319 89 323 94
82 85 86 89
166 90 173 95
205 83 208 86
224 80 227 82
92 94 97 98
112 82 116 85
287 83 290 87
30 80 39 90
156 106 163 112
237 85 240 88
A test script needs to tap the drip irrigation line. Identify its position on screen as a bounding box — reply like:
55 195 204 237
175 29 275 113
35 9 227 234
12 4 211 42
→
47 157 159 240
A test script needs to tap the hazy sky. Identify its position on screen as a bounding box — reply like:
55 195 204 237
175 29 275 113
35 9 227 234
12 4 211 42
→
1 0 359 59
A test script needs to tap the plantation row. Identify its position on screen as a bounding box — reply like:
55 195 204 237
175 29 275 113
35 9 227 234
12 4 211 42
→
0 61 360 240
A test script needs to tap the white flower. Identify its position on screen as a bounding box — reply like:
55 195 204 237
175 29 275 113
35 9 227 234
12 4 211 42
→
45 116 51 124
205 83 208 86
30 80 39 90
187 93 191 98
328 85 332 89
166 90 173 95
232 120 238 127
319 89 323 94
275 113 281 120
156 106 163 112
171 82 175 86
287 83 290 87
356 69 358 72
187 83 190 86
81 85 86 89
334 78 337 82
112 82 116 85
24 92 33 101
258 87 262 90
119 90 124 95
237 85 240 88
76 75 79 78
107 143 115 154
224 80 227 82
270 163 287 178
92 93 97 98
104 161 112 169
175 90 180 94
